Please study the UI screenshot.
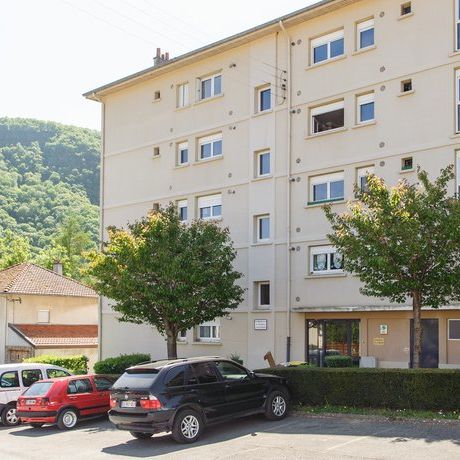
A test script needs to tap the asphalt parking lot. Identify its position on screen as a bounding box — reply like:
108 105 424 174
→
1 414 459 459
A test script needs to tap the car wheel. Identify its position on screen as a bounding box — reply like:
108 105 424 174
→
171 409 203 444
130 431 153 439
30 423 44 428
1 404 20 426
57 408 78 430
265 390 289 421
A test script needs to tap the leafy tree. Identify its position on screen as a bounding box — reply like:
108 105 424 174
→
0 230 31 269
324 166 460 368
86 204 245 358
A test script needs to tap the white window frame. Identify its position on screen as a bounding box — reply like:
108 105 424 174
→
456 70 460 133
177 141 189 166
311 100 345 134
256 215 270 242
198 133 222 160
309 172 345 204
310 245 344 275
256 150 271 178
356 92 375 124
257 85 271 112
356 18 374 50
198 194 222 220
177 199 188 222
177 330 187 342
257 282 271 308
177 82 189 108
456 0 460 50
197 320 220 342
311 29 345 65
199 73 222 100
448 319 460 340
357 166 375 191
400 2 412 16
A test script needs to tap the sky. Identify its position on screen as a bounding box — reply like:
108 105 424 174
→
0 0 319 130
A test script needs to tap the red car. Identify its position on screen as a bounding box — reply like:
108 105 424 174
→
16 374 114 429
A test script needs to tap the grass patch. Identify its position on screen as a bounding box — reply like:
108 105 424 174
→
295 404 460 421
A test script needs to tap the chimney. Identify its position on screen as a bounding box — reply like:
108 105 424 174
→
153 48 170 66
53 260 63 276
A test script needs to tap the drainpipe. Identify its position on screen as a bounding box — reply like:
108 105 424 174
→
279 20 292 362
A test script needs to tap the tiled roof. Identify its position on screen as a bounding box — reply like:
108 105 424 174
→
10 324 98 347
0 263 97 298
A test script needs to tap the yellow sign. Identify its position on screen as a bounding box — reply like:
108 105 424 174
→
373 337 385 346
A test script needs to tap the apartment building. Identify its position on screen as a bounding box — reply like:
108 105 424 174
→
85 0 460 369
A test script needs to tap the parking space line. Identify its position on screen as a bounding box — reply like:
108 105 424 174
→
323 427 396 452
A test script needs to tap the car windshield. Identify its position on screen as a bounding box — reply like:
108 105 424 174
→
23 382 54 396
112 370 159 390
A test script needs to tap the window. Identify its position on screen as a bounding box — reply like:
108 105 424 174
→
154 90 161 101
94 376 114 391
164 366 186 387
198 133 222 160
177 82 189 108
401 2 412 16
357 166 375 192
21 369 43 387
457 151 460 197
257 85 271 112
256 215 270 242
311 100 345 134
401 79 413 93
456 70 460 133
401 157 413 171
177 142 188 166
215 361 248 381
357 18 374 50
257 281 270 308
153 146 160 158
357 93 375 124
198 194 222 220
191 362 219 384
0 371 19 388
311 30 344 65
197 321 220 342
37 309 50 324
456 0 460 50
256 150 271 177
23 382 53 396
448 319 460 340
309 172 345 204
178 200 188 222
67 378 93 394
47 368 70 379
177 330 187 341
199 73 222 100
310 245 344 274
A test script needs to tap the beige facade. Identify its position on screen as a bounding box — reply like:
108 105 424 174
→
87 0 460 369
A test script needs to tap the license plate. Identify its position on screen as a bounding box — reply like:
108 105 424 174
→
25 399 36 405
120 400 136 408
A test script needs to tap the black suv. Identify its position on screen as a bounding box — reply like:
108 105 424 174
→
109 356 289 443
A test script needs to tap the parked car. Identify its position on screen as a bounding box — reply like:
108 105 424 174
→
16 374 115 429
0 363 71 427
109 356 289 443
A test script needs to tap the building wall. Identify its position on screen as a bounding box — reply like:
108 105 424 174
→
98 0 460 368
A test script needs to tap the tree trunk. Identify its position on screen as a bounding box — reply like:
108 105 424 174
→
412 291 423 369
165 324 178 359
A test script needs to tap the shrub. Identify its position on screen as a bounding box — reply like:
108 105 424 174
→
324 355 353 368
23 355 88 374
253 367 460 411
93 353 150 374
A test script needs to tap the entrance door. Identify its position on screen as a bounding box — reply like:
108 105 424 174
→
410 319 439 368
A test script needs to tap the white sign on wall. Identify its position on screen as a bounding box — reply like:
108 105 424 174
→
254 319 268 331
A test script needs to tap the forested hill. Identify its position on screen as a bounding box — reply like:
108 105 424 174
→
0 117 100 278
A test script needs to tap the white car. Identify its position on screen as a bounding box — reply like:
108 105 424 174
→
0 363 71 426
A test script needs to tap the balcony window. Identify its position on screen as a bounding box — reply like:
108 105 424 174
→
200 73 222 100
199 133 222 160
311 30 344 65
198 194 222 220
309 172 344 205
311 100 344 134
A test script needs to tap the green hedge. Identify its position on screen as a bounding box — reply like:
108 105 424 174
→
93 353 150 374
254 367 460 411
23 355 88 374
324 355 353 368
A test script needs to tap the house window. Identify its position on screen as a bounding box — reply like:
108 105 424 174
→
197 320 220 342
310 245 343 274
256 215 270 242
456 0 460 50
357 18 374 50
198 133 222 160
177 82 189 108
177 330 187 342
153 146 160 158
154 90 161 101
199 73 222 100
177 141 188 165
448 319 460 340
178 200 188 222
311 100 345 134
257 86 271 112
456 70 460 133
401 79 413 93
257 282 270 308
256 150 271 177
37 310 50 324
311 29 344 65
456 151 460 197
309 172 345 204
401 157 413 171
198 194 222 220
401 2 412 16
357 93 375 124
357 166 375 192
